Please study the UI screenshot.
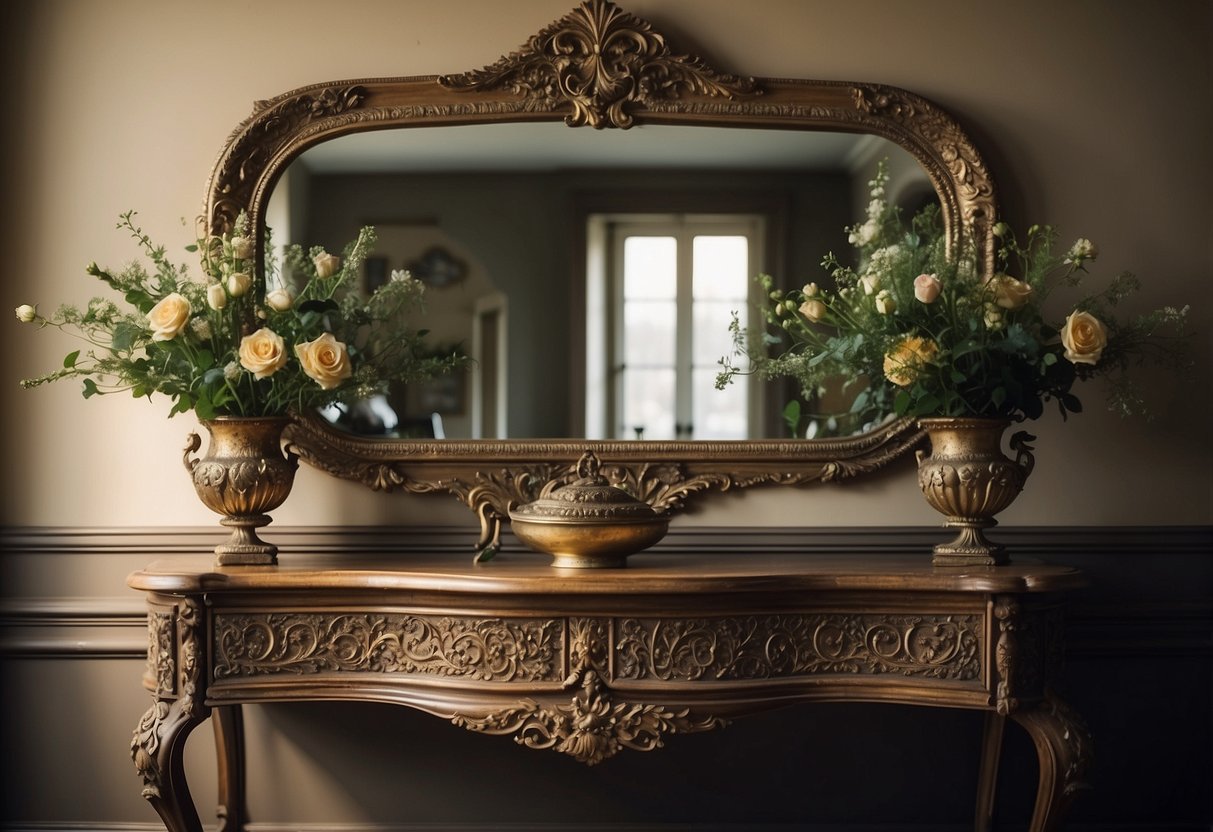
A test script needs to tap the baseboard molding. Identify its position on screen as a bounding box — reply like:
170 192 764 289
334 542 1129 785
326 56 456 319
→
3 822 1209 832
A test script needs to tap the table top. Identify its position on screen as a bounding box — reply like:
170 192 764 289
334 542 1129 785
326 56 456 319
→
128 551 1087 597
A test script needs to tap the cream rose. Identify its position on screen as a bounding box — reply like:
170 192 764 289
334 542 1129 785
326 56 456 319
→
206 282 227 310
883 336 938 387
15 304 37 323
913 273 941 304
146 293 191 341
875 289 896 314
1060 310 1107 365
265 287 295 312
294 332 352 390
988 274 1033 310
227 271 252 298
238 327 288 379
314 252 341 279
801 282 820 297
860 274 881 295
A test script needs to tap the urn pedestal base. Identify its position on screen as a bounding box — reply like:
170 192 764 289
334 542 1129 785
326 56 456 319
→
184 416 298 566
916 418 1035 567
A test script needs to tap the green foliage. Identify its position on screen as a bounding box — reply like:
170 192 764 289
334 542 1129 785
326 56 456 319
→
18 212 469 418
717 160 1191 428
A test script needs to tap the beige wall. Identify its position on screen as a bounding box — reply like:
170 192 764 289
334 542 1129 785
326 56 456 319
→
1 2 1209 828
4 0 1210 532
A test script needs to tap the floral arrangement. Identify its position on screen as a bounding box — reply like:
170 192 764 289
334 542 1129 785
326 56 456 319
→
717 161 1189 434
17 211 466 420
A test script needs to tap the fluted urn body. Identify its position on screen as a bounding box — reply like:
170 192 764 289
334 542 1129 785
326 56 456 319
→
184 416 298 565
916 418 1035 566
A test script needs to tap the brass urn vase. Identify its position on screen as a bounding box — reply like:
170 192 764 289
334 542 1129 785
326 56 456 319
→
184 416 298 566
916 417 1035 566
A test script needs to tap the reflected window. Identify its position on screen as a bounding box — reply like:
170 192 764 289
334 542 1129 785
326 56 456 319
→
604 215 762 440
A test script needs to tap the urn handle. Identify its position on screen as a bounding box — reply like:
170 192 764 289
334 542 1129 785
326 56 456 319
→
1009 431 1036 478
183 430 202 474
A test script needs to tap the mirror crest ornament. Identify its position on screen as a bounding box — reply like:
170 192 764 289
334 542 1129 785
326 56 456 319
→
203 0 1000 557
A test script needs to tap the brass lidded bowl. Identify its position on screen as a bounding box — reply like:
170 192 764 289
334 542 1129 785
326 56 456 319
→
509 452 668 568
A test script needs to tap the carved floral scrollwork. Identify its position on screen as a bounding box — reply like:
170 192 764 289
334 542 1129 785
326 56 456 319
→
851 85 997 271
177 598 206 719
131 700 171 799
439 0 757 129
148 610 175 695
453 669 724 765
209 85 367 235
615 614 982 681
213 612 564 683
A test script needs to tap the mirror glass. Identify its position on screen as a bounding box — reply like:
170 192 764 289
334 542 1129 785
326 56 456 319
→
266 122 936 441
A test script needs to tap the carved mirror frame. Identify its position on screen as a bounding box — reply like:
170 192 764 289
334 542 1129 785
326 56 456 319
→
204 0 998 556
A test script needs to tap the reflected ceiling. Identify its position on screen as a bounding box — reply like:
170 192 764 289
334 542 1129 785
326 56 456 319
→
295 122 887 174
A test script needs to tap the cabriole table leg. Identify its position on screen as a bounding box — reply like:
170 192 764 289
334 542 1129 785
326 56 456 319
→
1011 692 1094 832
131 698 208 832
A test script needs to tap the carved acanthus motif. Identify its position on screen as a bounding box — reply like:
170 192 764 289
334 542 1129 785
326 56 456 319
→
213 612 564 683
615 614 982 681
131 700 171 799
851 85 997 272
453 670 724 765
148 610 175 695
178 598 205 719
208 85 367 235
439 0 758 128
994 598 1020 714
565 617 611 683
1046 695 1094 798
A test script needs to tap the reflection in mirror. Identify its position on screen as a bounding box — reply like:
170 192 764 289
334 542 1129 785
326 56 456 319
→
266 123 935 440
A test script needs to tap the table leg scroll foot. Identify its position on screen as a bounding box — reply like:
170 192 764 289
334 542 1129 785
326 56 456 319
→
1010 692 1093 832
131 699 207 832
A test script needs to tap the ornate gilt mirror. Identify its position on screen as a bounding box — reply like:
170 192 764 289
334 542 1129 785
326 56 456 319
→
204 0 998 556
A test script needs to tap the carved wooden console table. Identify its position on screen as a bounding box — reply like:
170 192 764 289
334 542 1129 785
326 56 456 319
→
128 552 1091 832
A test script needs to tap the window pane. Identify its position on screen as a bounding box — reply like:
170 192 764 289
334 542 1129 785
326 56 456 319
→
693 368 747 440
692 300 744 366
623 237 676 299
620 368 676 440
692 235 749 301
623 299 676 366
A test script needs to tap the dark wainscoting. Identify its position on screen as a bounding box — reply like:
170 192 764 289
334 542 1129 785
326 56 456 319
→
1 525 1209 832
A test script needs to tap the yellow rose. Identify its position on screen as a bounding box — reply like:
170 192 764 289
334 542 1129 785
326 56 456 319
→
875 289 896 314
988 273 1033 310
294 332 352 390
799 298 827 323
146 293 191 341
1060 310 1107 365
238 327 288 379
883 336 939 387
